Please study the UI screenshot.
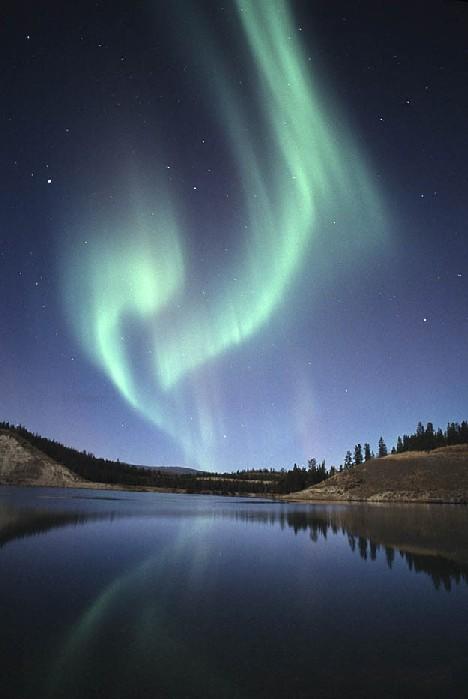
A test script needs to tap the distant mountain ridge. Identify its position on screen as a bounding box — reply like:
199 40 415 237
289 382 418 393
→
134 465 199 475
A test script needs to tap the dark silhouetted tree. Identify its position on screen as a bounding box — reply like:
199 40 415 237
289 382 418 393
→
354 443 363 465
447 422 458 445
378 437 388 458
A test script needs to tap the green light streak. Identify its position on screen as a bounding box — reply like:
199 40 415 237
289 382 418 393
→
49 518 233 697
62 0 387 468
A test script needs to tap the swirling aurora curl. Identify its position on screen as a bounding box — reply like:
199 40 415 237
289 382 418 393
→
62 0 387 468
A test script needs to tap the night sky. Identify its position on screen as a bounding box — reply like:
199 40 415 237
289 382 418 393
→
1 0 467 471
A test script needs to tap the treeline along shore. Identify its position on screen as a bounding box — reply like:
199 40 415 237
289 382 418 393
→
1 420 468 500
0 422 326 495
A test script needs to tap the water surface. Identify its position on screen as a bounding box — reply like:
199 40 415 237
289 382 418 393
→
1 487 467 698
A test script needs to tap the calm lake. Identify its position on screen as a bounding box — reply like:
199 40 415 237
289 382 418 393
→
1 487 467 698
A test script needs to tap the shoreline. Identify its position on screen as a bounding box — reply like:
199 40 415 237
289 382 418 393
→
1 480 467 505
0 480 274 499
283 492 468 505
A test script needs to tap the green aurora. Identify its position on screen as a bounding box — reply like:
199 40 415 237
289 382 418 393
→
63 0 387 469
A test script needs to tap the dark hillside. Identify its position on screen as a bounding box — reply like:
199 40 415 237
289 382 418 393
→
289 446 468 503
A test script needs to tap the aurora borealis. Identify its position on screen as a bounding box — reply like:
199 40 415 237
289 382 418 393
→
2 0 468 469
63 0 386 469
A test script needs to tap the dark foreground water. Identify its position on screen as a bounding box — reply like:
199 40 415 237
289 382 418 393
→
1 488 468 699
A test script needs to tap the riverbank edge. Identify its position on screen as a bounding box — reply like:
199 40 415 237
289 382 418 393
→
1 480 467 505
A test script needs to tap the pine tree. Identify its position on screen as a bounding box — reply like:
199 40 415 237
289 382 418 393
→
344 450 353 469
447 422 458 445
425 422 435 450
436 428 444 448
320 459 326 477
364 443 372 461
416 421 425 449
354 443 363 465
378 437 388 458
